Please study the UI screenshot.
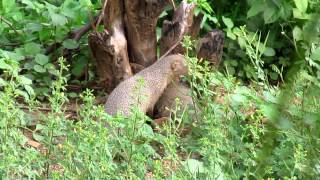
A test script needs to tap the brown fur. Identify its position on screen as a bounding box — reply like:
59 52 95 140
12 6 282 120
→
105 54 188 116
154 82 194 119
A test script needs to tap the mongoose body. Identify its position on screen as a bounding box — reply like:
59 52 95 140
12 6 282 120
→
105 54 188 116
154 82 194 118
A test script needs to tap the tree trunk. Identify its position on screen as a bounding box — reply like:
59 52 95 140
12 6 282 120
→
124 0 169 67
197 29 225 66
89 0 132 93
159 1 196 56
88 0 223 95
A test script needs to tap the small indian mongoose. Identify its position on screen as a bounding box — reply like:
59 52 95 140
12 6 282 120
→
105 54 188 116
154 82 195 119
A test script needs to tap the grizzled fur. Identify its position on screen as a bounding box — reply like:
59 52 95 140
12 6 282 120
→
105 54 188 116
154 82 194 118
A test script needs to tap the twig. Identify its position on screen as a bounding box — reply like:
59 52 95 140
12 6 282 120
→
88 11 98 33
158 36 184 61
170 0 176 10
45 13 101 55
0 15 20 35
96 0 108 29
0 42 23 47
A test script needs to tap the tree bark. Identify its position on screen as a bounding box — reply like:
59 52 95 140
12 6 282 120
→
159 1 196 56
89 0 132 93
189 13 204 38
124 0 169 67
197 29 225 66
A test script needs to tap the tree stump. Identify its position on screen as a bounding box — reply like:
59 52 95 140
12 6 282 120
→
124 0 169 67
89 0 132 93
88 0 223 96
159 1 196 56
197 29 225 66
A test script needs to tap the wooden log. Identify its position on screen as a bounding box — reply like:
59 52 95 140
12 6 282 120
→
89 0 132 93
197 29 225 66
189 13 204 38
124 0 169 67
159 1 196 56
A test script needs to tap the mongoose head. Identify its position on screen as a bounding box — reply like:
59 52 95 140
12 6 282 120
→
170 54 188 78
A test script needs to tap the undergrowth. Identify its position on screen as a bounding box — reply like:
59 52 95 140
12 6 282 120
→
1 0 320 178
1 36 320 179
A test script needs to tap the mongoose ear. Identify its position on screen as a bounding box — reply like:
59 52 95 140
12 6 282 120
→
171 61 180 72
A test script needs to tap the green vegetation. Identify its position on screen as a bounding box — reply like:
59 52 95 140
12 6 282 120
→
1 0 320 179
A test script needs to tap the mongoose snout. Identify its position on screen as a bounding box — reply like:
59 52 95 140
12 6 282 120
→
105 54 188 117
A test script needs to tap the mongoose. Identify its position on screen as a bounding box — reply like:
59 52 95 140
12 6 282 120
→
154 82 194 119
105 54 188 116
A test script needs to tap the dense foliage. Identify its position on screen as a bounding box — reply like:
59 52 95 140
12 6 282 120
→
0 0 320 179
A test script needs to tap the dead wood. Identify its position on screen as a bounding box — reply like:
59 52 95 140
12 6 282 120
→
130 62 145 74
159 1 196 56
197 29 224 66
124 0 169 67
189 13 204 38
89 0 132 92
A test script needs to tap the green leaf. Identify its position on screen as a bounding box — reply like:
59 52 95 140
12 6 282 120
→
247 1 265 18
45 63 58 75
232 94 247 105
44 63 55 70
2 50 24 61
293 8 311 19
263 5 279 24
156 27 162 41
293 0 308 13
292 26 303 41
24 43 41 55
207 15 218 24
237 37 246 49
263 47 276 57
263 91 278 103
63 39 78 49
159 10 168 18
303 14 320 43
71 58 87 76
68 92 78 98
33 133 45 142
2 0 15 13
24 85 35 96
0 59 11 70
269 72 278 80
33 65 46 73
25 23 42 32
183 159 205 175
21 0 35 9
311 48 320 61
0 78 7 86
15 89 29 100
222 16 234 29
226 29 236 40
24 62 35 70
230 60 238 66
50 13 68 26
226 66 235 75
35 54 49 65
19 75 33 85
139 124 154 139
